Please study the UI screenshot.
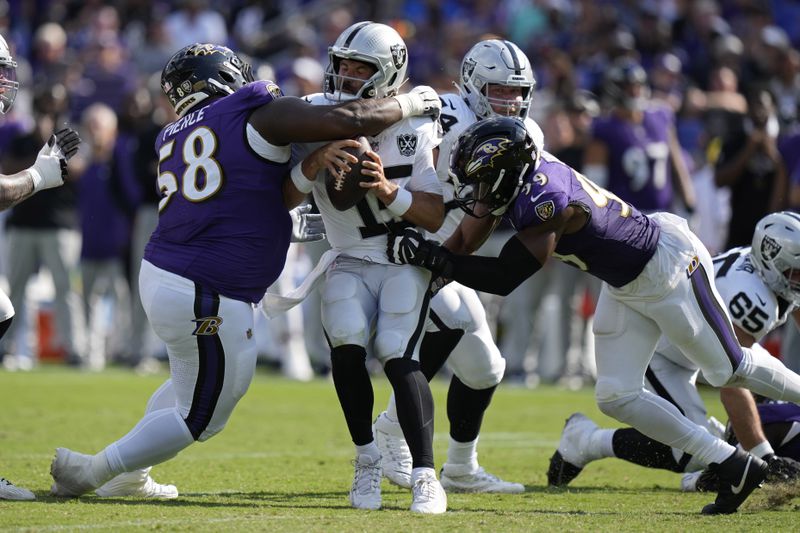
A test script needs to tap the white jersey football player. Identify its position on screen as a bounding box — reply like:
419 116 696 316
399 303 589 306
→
548 211 800 489
280 22 447 514
372 39 544 493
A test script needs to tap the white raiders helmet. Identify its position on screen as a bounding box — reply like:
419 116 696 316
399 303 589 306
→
751 211 800 305
458 39 536 119
324 21 408 101
0 34 18 114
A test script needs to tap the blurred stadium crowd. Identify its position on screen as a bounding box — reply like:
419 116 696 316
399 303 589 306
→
1 0 800 382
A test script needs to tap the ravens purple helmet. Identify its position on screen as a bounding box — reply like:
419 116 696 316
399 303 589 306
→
161 43 254 116
449 116 538 217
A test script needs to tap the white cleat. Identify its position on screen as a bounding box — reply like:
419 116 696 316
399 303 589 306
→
410 470 447 514
0 477 35 500
349 454 382 510
373 412 412 489
546 413 600 487
50 447 102 497
440 465 525 494
96 468 178 499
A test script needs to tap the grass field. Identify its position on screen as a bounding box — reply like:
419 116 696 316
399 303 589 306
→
1 366 798 531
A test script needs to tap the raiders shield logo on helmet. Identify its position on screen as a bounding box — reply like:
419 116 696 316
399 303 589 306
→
535 200 555 221
390 43 407 69
397 133 418 157
761 235 782 262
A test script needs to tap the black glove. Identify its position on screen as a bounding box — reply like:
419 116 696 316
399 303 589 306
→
763 453 800 483
387 228 453 276
54 127 81 161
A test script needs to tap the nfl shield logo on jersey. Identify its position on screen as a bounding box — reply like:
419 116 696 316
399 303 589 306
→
397 134 418 157
535 200 555 221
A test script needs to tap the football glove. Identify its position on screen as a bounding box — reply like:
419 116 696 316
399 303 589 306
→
763 454 800 483
30 127 81 192
289 204 326 243
387 228 453 276
394 85 441 120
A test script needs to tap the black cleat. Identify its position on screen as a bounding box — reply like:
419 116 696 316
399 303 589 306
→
701 450 768 515
546 450 583 487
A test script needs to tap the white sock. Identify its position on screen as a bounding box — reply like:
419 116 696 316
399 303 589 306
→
385 393 399 423
106 408 195 473
444 437 479 474
355 442 381 463
592 429 616 460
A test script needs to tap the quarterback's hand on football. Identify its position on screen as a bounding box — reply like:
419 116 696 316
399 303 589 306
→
387 228 453 276
359 151 393 198
763 454 800 483
315 139 361 178
289 204 325 243
394 85 441 120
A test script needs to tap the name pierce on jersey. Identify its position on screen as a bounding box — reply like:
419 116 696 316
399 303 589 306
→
162 107 207 140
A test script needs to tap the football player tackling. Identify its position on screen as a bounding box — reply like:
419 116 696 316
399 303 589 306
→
388 116 800 515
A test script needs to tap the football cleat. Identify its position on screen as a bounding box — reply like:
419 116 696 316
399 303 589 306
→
701 450 768 515
440 465 525 493
546 413 600 487
95 468 178 499
373 412 412 488
349 454 382 510
0 477 35 501
410 469 447 514
50 447 104 497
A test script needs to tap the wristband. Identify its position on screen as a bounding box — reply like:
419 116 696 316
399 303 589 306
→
749 440 774 459
387 187 412 216
290 162 315 194
392 94 413 119
29 166 44 192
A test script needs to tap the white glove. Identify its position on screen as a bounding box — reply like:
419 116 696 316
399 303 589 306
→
289 204 326 243
30 128 81 192
393 85 441 120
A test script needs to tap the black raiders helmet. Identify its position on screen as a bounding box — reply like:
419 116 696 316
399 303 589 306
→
161 43 254 116
449 116 539 218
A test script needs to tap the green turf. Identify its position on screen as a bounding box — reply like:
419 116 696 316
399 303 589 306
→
1 366 798 531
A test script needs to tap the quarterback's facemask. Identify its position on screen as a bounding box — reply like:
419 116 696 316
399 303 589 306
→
323 21 408 102
161 43 254 117
449 116 539 218
0 34 18 114
751 211 800 305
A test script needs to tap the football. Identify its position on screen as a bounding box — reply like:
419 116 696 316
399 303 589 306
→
325 136 373 211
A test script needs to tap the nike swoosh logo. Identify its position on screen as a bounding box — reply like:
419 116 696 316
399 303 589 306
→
529 191 547 203
756 294 766 306
731 456 752 495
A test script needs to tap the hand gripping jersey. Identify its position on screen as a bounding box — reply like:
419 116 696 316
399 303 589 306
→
294 93 442 263
432 93 545 242
591 105 675 212
507 151 661 287
145 82 292 304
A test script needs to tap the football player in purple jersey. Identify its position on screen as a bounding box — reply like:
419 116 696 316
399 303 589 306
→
0 33 80 501
387 116 800 515
583 57 695 215
48 42 442 499
545 211 800 494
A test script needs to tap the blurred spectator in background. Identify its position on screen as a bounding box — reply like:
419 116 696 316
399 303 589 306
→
76 102 136 370
1 84 83 369
164 0 227 52
715 88 787 249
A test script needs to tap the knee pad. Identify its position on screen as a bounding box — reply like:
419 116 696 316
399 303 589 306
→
596 391 641 421
374 330 407 361
448 333 505 389
321 275 368 347
595 376 641 419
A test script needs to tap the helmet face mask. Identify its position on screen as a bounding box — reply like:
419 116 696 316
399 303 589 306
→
459 40 536 120
604 58 650 112
0 34 18 114
324 22 408 102
449 116 538 218
161 43 254 117
751 211 800 305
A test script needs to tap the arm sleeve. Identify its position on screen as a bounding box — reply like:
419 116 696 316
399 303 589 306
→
448 234 542 296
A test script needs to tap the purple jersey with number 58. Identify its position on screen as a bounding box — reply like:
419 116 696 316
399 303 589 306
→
145 82 291 303
508 151 661 287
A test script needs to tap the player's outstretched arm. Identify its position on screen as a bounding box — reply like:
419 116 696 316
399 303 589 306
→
252 87 441 146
